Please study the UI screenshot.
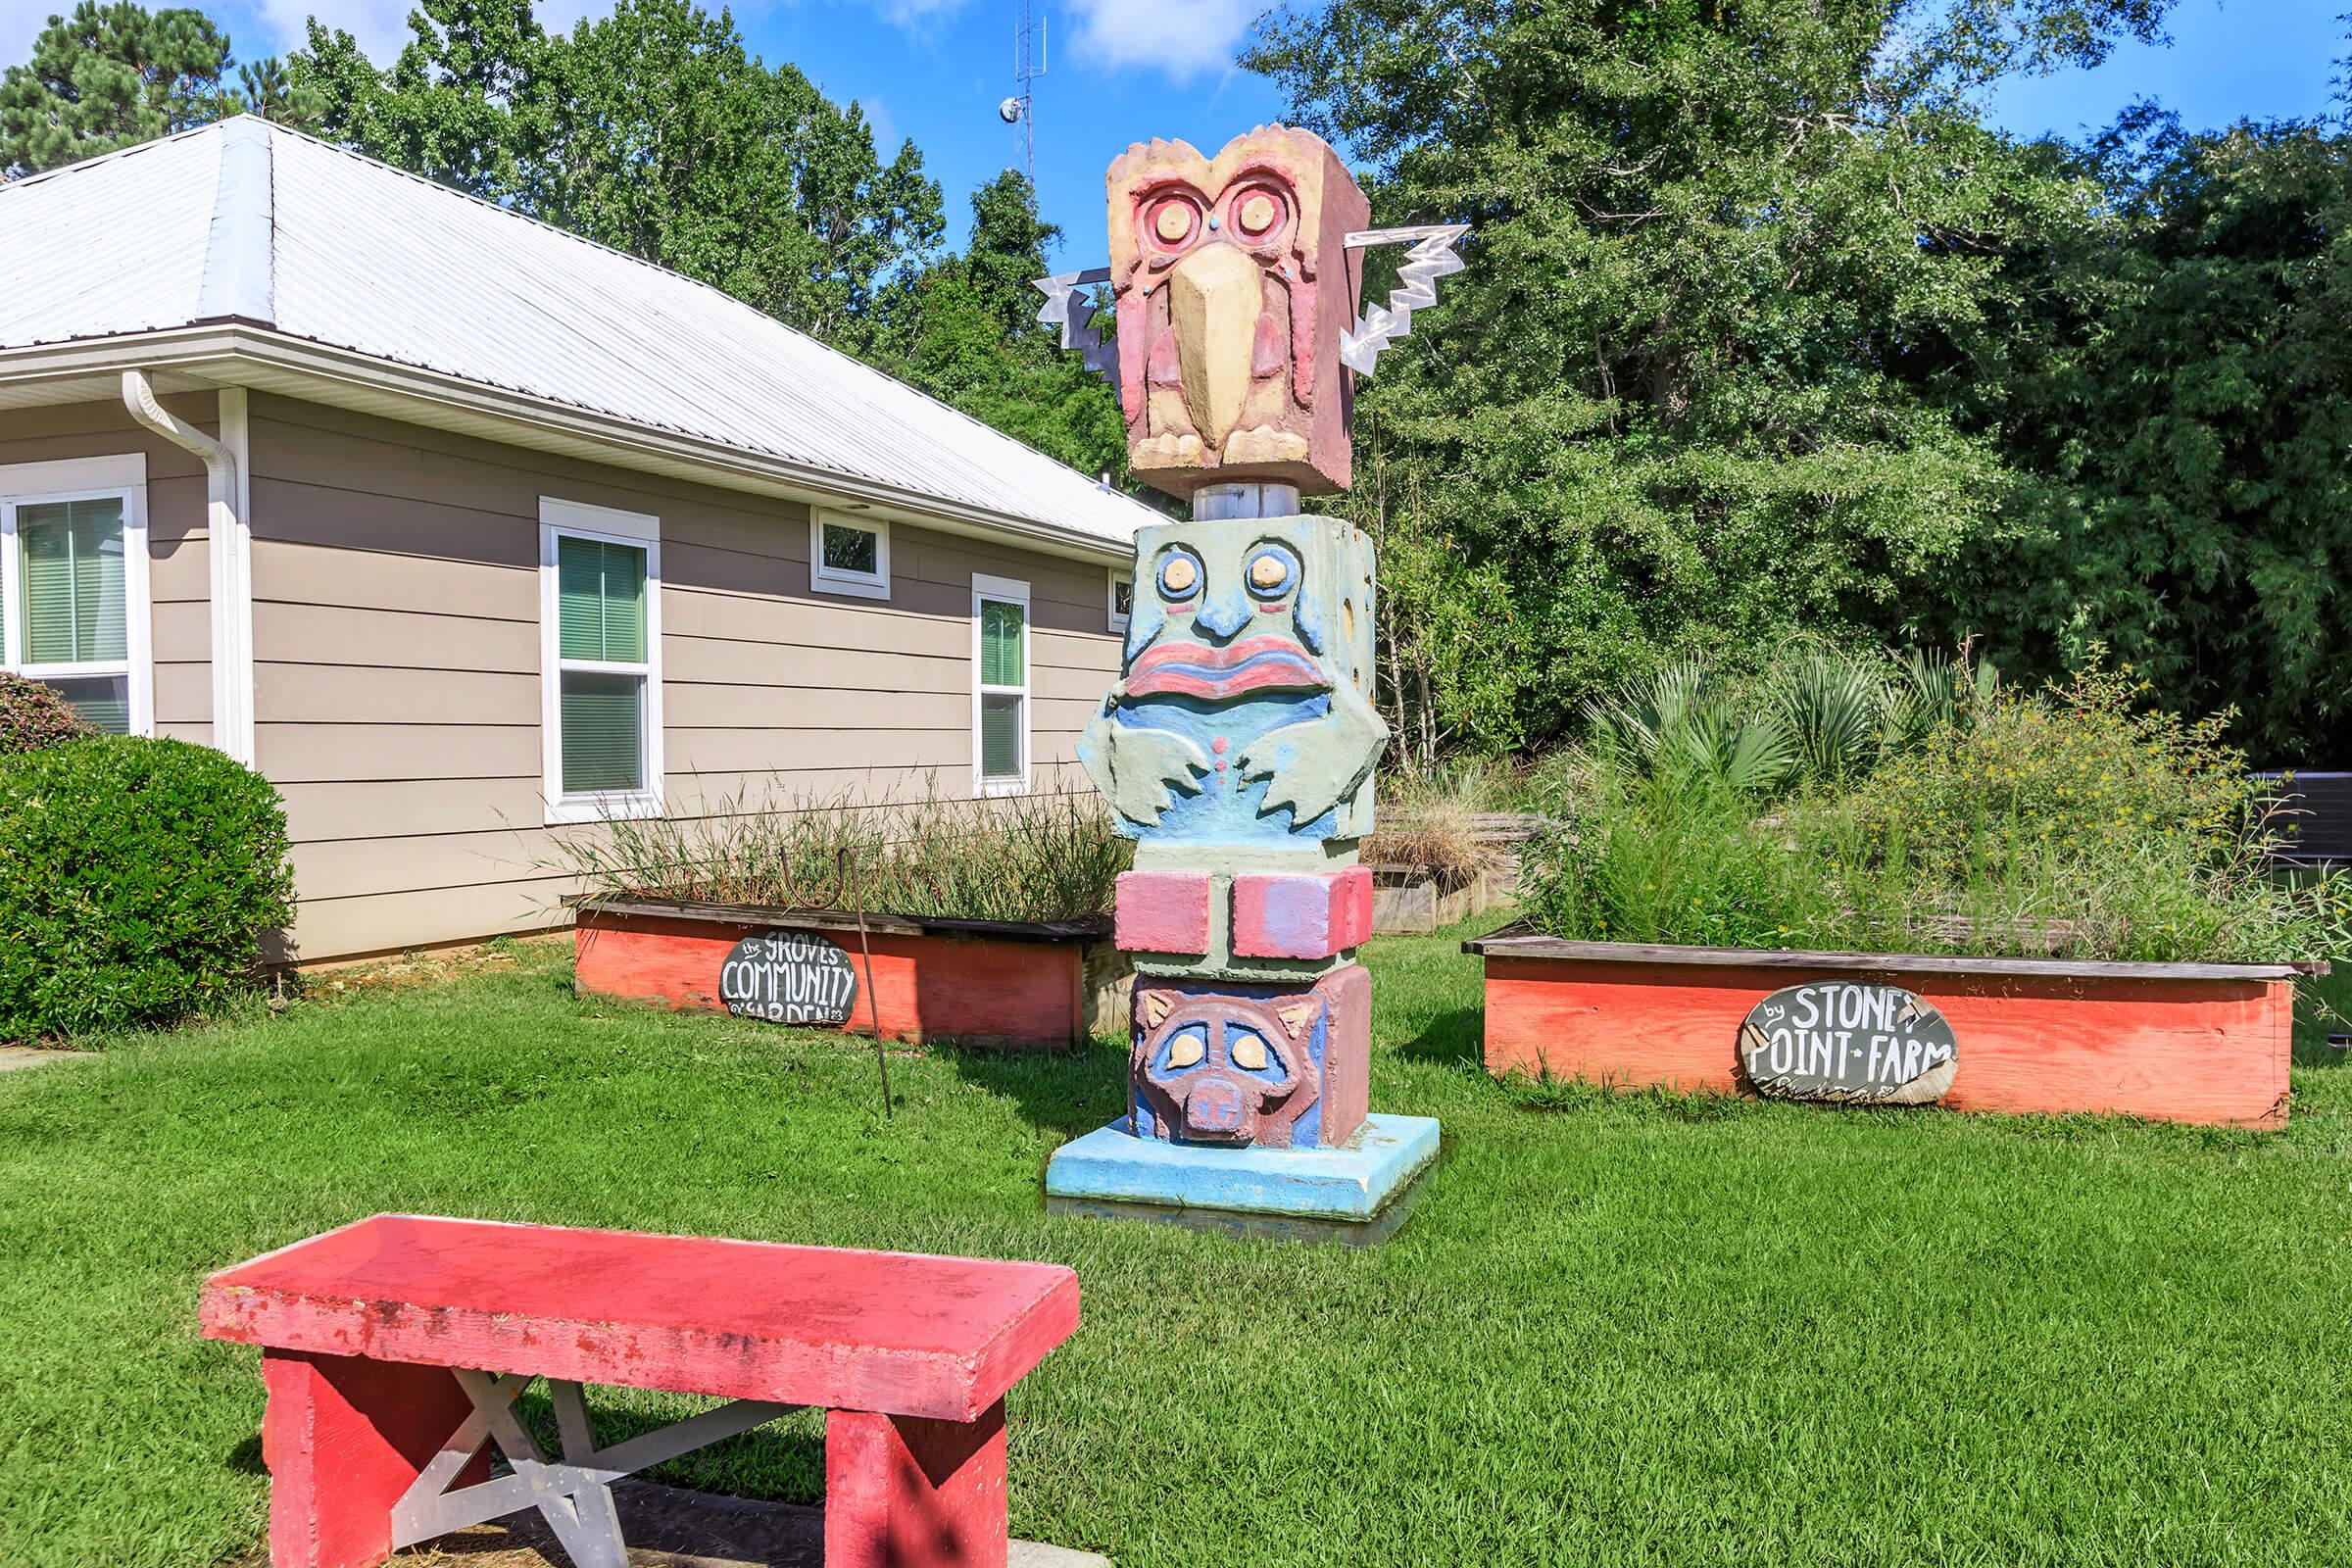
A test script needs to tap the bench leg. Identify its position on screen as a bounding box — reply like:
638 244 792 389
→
259 1348 483 1568
824 1400 1008 1568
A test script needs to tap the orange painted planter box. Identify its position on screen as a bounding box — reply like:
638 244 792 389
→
1465 933 2315 1128
574 898 1119 1051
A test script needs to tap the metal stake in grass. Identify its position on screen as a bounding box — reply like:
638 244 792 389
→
840 847 893 1119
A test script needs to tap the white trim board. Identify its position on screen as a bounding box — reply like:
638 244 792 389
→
539 496 664 826
808 509 891 601
0 452 153 737
971 570 1031 799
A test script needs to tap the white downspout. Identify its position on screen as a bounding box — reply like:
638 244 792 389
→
122 369 254 764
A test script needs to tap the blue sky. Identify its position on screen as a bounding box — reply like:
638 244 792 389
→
5 0 2339 267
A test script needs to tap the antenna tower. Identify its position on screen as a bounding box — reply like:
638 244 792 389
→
1005 0 1046 186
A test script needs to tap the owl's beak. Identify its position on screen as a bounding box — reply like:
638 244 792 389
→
1169 242 1263 451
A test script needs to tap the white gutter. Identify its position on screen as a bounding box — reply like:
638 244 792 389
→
122 368 254 764
2 326 1144 564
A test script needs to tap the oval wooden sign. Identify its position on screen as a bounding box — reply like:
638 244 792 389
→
1738 981 1957 1104
718 929 860 1026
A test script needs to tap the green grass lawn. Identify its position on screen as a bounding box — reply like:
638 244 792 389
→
2 926 2348 1567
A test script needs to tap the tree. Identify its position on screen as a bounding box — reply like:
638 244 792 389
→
887 171 1131 479
231 56 324 128
290 0 943 348
1 1 233 175
1243 0 2180 760
1959 109 2352 760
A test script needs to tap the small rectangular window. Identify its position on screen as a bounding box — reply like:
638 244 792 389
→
0 461 149 738
973 573 1030 796
1108 570 1133 634
541 500 662 824
810 511 890 600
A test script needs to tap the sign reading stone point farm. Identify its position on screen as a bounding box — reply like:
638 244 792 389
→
719 930 859 1026
1738 981 1958 1104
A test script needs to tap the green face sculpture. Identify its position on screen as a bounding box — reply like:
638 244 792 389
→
1078 514 1385 849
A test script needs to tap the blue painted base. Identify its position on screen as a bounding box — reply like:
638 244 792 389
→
1044 1113 1441 1222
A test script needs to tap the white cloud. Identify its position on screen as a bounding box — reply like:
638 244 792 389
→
1062 0 1257 80
870 0 968 24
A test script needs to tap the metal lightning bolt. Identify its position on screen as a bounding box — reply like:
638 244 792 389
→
1033 267 1117 389
1339 224 1471 375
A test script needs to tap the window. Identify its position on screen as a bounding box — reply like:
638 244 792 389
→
810 511 890 600
540 499 662 824
973 573 1030 797
1108 570 1133 634
0 456 150 736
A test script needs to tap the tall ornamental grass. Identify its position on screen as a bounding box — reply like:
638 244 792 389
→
551 781 1130 925
1521 652 2351 967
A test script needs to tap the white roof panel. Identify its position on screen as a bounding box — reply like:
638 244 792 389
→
0 119 1155 548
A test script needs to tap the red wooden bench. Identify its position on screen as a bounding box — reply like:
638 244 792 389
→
198 1214 1082 1568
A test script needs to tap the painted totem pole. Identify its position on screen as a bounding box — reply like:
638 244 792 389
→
1040 126 1466 1224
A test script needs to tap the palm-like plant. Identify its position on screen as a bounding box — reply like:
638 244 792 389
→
1771 651 1889 783
1584 660 1795 795
1885 643 2000 751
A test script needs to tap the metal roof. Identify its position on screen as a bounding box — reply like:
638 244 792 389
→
0 118 1156 549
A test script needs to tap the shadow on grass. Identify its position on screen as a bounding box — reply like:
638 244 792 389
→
2292 1031 2350 1069
1393 1004 1485 1069
946 1040 1128 1138
513 1388 827 1506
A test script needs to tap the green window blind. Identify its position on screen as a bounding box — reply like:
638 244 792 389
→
980 599 1024 687
557 535 646 663
21 498 125 665
561 671 643 793
980 693 1022 780
44 676 128 735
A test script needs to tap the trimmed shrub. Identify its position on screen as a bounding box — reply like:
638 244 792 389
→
0 737 296 1041
0 672 95 754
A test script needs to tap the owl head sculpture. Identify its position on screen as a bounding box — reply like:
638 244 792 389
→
1105 126 1370 497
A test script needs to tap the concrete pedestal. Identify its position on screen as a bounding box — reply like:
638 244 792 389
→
1044 1113 1439 1223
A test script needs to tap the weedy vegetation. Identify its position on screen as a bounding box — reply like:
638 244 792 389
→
548 780 1130 924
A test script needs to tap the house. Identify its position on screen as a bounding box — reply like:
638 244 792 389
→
0 118 1157 961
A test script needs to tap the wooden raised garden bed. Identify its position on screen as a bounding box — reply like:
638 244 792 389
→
1464 930 2318 1128
573 896 1124 1051
1369 863 1489 935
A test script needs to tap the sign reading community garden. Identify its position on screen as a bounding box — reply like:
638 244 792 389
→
1738 981 1958 1104
719 930 859 1026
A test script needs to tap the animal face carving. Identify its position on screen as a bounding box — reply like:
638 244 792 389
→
1077 514 1384 849
1130 985 1324 1147
1105 126 1370 497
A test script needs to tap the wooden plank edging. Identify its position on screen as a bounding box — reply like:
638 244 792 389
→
569 894 1111 947
1461 932 2324 983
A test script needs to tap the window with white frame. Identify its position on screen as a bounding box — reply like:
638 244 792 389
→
973 572 1030 797
540 499 662 824
810 510 890 600
1108 569 1133 634
0 455 151 736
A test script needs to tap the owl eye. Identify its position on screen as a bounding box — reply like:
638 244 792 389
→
1230 185 1289 241
1143 193 1203 253
1244 544 1298 601
1157 548 1202 600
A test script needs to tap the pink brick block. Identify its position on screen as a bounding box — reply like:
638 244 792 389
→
1115 870 1213 955
1232 866 1375 959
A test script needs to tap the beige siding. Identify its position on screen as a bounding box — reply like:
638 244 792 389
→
0 396 214 740
246 393 1126 960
